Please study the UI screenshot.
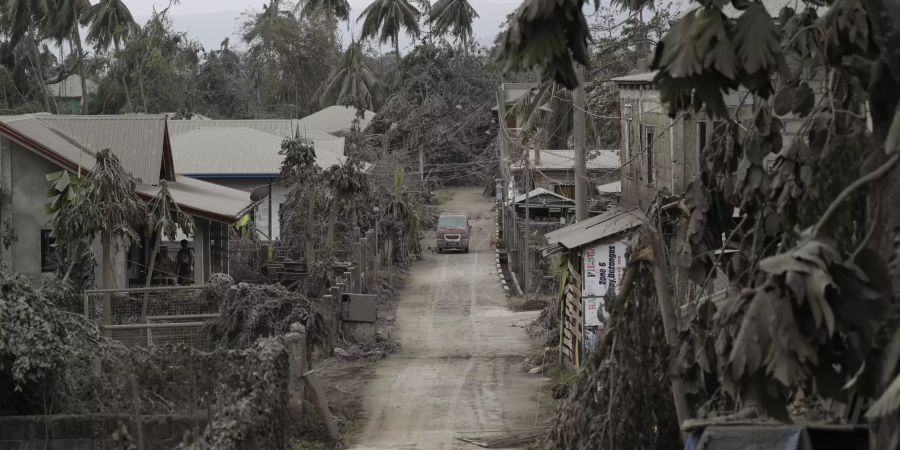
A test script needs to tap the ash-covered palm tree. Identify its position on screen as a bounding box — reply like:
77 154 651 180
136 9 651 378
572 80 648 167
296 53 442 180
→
85 0 137 51
296 0 351 21
358 0 420 62
428 0 478 49
320 41 381 113
0 0 55 111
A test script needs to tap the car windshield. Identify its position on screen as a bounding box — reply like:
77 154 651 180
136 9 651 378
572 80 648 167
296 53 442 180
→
438 216 466 229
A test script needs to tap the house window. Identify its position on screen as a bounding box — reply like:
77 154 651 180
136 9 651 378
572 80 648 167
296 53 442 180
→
40 229 56 273
643 125 656 183
555 184 575 199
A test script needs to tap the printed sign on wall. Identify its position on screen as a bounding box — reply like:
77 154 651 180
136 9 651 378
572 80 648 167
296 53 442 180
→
582 240 628 352
582 240 628 300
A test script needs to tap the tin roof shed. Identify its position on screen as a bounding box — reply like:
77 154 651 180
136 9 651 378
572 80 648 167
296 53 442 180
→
543 207 646 256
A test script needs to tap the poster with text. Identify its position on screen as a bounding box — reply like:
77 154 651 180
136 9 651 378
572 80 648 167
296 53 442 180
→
582 240 628 300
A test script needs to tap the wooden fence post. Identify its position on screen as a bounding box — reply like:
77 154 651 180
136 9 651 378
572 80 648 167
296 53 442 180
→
284 324 308 429
352 242 362 292
360 237 368 293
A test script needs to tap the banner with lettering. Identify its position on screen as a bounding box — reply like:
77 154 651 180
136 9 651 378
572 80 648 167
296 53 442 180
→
582 240 628 301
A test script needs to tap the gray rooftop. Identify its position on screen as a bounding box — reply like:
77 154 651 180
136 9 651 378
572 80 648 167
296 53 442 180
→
509 187 575 206
171 126 345 176
137 175 254 221
38 114 168 184
611 71 658 85
296 106 375 133
545 207 646 250
0 114 253 223
512 149 620 171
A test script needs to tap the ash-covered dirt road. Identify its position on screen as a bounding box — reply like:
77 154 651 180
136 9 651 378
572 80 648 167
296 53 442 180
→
351 188 547 449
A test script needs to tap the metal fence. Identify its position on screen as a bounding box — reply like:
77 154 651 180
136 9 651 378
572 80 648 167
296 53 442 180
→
83 285 218 349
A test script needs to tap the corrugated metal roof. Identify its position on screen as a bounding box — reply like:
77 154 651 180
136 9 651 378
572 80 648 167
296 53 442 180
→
501 82 538 104
509 187 574 205
46 74 98 98
512 149 620 171
296 106 375 133
171 126 345 176
137 175 253 222
611 71 658 84
167 118 341 141
0 115 96 170
596 181 622 194
38 115 167 184
169 119 294 137
545 207 645 249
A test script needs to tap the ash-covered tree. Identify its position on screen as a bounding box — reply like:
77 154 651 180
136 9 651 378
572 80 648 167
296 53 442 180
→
242 0 340 117
364 43 497 187
503 0 900 448
358 0 421 62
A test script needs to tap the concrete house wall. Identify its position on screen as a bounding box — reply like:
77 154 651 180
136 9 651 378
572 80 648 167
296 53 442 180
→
617 81 757 210
0 136 131 285
194 178 287 241
0 135 224 287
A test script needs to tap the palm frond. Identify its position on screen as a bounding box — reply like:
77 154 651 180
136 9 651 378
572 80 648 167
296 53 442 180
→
358 0 421 45
428 0 478 43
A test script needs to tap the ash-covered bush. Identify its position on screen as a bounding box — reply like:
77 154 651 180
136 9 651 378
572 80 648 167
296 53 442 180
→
205 274 328 350
0 266 100 413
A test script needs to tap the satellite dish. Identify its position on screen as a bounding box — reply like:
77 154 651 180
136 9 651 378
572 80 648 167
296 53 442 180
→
250 184 271 202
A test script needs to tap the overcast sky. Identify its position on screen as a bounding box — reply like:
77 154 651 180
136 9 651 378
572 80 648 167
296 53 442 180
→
129 0 524 53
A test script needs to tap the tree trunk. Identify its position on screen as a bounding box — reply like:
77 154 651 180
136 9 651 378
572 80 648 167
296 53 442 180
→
101 231 114 333
73 30 88 114
121 71 132 112
394 38 401 64
646 227 692 434
325 200 338 257
26 36 53 112
138 45 152 113
305 188 317 270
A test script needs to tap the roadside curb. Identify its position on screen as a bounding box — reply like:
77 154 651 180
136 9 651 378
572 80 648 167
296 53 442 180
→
494 212 509 298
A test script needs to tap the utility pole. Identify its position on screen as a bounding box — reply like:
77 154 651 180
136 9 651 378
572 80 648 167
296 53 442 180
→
524 145 531 299
574 65 588 221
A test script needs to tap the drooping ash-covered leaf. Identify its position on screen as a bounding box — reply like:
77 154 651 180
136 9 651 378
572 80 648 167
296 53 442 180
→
720 238 890 416
497 0 597 88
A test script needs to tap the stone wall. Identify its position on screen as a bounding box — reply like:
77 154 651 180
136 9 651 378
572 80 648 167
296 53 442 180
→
0 414 207 450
